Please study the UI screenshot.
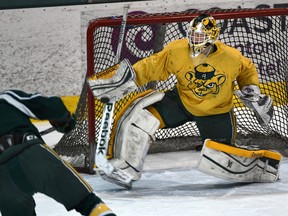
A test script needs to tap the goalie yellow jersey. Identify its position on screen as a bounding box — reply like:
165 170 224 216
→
132 38 259 116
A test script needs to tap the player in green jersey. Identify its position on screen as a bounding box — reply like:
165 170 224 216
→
0 89 116 216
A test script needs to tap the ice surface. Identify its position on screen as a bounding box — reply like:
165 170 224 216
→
3 122 288 216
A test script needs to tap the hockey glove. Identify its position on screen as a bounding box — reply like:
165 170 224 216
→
49 113 76 133
88 59 137 103
235 85 273 127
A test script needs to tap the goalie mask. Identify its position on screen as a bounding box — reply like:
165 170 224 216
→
187 14 220 57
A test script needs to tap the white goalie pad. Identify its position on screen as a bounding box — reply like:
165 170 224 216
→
88 59 137 103
197 139 281 183
107 91 164 181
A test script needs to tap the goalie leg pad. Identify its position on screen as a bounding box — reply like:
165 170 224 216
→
110 121 151 181
101 91 164 186
112 93 164 181
197 139 281 183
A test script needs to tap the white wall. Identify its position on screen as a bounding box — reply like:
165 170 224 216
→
0 0 286 96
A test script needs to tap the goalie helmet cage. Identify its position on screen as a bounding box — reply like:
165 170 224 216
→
54 8 288 174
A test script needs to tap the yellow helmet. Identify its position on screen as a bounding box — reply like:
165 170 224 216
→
187 14 220 57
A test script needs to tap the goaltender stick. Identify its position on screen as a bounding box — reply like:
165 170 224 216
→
89 14 280 189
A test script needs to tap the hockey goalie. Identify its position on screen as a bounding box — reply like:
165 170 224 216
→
88 60 280 189
88 14 280 188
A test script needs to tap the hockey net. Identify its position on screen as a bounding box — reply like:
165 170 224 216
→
54 8 288 173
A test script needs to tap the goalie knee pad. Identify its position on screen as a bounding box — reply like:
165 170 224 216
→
197 139 281 183
106 91 164 182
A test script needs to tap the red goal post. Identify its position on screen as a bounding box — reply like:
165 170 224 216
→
54 8 288 174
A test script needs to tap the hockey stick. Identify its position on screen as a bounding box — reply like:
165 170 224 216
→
115 5 130 63
95 4 134 184
39 127 55 136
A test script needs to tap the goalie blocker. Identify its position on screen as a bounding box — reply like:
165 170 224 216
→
197 139 281 183
88 58 137 103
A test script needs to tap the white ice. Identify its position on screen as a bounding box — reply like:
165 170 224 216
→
13 123 288 216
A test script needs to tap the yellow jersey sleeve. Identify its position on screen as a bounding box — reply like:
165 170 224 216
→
132 39 188 86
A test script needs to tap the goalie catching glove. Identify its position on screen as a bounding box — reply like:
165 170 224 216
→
234 85 273 127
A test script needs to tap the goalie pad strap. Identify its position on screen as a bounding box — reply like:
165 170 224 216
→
197 139 281 183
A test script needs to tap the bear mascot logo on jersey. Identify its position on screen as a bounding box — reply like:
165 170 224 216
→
185 63 226 98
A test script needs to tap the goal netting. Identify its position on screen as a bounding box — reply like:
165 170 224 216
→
54 8 288 173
